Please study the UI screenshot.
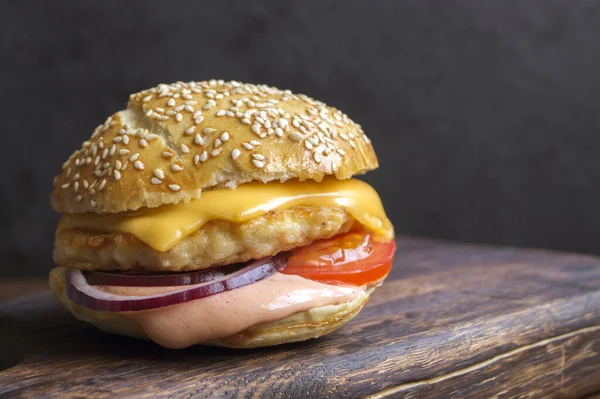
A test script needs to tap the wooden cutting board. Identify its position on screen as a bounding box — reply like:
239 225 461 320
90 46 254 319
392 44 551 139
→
1 237 599 398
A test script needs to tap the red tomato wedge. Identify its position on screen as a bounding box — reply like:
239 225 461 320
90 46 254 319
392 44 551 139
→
280 232 396 286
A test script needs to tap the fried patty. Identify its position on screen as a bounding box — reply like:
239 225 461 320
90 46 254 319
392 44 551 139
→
54 206 354 272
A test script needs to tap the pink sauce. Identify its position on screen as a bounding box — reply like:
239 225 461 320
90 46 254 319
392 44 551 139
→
98 273 363 348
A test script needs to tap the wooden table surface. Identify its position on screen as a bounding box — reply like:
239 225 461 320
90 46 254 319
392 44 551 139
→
1 237 599 398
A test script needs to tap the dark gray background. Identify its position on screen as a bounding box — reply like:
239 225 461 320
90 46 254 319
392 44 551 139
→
2 0 600 278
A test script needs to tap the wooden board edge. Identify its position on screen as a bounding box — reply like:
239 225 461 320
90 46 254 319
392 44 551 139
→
365 324 600 398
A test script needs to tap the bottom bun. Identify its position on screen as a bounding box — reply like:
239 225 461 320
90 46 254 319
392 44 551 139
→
49 268 372 349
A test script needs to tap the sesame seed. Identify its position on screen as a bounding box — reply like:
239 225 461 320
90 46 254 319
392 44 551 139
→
242 142 254 150
252 125 261 135
174 105 185 112
102 148 109 159
220 132 230 141
226 111 235 117
122 135 130 145
216 110 226 117
186 100 198 105
98 179 107 190
252 153 265 161
180 144 190 153
305 141 314 150
162 151 172 158
313 153 321 163
115 160 122 169
167 98 176 107
184 105 194 113
139 139 149 148
151 177 162 185
193 154 200 165
134 160 145 170
241 118 251 125
350 140 356 148
194 134 203 145
175 113 183 122
143 95 153 102
203 128 216 134
249 140 260 146
211 148 223 157
275 128 284 138
252 159 265 168
340 133 349 141
308 137 319 146
231 148 241 160
61 183 70 189
195 116 204 124
193 111 203 119
114 170 122 180
289 131 303 142
169 184 181 192
90 200 97 208
324 147 332 155
145 134 158 141
153 168 165 179
171 164 183 172
76 195 83 203
155 108 165 113
73 182 80 192
110 145 117 156
200 151 208 161
214 138 222 147
166 110 176 116
130 153 140 162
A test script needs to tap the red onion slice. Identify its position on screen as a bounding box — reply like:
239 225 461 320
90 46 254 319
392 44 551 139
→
66 254 287 312
82 263 246 287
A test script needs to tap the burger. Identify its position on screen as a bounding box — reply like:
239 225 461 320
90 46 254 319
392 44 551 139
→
49 80 395 349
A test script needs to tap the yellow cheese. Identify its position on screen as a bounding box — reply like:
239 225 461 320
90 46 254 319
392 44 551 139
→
58 178 394 252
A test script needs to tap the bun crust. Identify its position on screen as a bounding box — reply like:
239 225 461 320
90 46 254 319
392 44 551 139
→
51 80 378 214
49 267 371 349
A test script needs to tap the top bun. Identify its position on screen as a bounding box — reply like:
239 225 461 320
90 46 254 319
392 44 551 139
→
51 80 378 214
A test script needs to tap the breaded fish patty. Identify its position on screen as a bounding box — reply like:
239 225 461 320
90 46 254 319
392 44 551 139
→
54 206 354 272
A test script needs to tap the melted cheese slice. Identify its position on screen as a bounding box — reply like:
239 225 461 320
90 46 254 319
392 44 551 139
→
58 178 393 252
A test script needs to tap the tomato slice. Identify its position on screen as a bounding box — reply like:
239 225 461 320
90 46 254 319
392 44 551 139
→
280 232 396 286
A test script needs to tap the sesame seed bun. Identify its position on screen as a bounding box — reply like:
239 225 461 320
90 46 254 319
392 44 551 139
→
49 267 371 349
51 80 378 214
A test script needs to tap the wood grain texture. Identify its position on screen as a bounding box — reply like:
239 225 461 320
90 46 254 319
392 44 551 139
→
0 237 599 398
